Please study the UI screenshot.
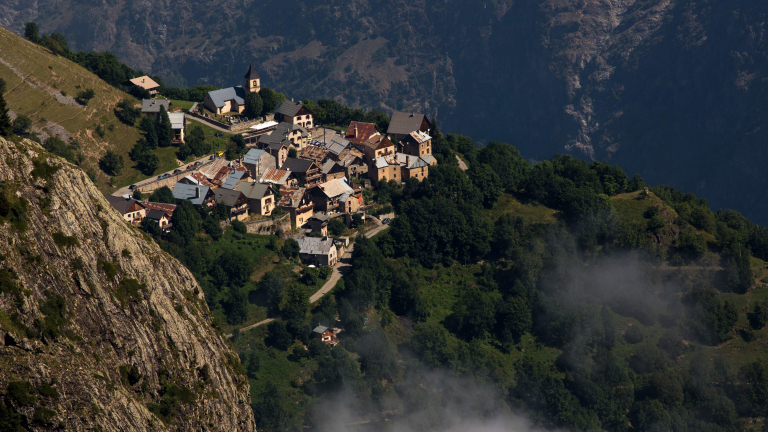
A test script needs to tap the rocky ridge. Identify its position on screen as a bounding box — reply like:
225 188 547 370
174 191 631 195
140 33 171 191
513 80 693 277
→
0 136 256 431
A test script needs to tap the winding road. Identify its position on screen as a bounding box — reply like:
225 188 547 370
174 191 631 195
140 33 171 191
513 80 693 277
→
232 220 391 336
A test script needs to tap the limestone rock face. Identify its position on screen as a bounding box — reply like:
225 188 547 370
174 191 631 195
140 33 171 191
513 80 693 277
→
0 136 256 431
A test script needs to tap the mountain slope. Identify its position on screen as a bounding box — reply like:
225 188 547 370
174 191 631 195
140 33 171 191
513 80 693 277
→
0 136 256 431
4 1 768 224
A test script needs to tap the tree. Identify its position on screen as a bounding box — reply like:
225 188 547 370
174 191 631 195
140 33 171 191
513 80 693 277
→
203 217 223 240
496 296 532 349
145 119 158 149
259 88 279 115
282 239 300 258
186 125 210 156
0 93 11 137
468 162 503 208
749 301 768 330
246 350 260 378
266 321 293 350
137 151 159 175
24 22 40 44
148 186 175 204
170 200 201 243
76 89 96 105
244 92 263 118
115 99 141 126
157 106 173 147
41 33 70 56
477 141 530 191
99 150 124 175
132 189 143 200
259 272 285 311
227 286 248 325
328 218 346 236
232 219 247 234
11 114 31 136
288 148 297 158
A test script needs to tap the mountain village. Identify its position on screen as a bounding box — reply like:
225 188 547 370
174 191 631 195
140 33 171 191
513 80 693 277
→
105 66 437 274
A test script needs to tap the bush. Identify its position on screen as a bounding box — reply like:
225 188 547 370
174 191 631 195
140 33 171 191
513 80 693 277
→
75 88 95 105
99 150 124 175
12 114 32 136
328 218 346 236
232 219 247 234
52 232 79 248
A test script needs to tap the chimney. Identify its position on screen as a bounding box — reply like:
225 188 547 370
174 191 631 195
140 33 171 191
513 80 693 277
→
195 187 200 198
354 124 358 137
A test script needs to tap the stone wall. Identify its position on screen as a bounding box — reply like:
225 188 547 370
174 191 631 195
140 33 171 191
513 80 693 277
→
243 213 291 236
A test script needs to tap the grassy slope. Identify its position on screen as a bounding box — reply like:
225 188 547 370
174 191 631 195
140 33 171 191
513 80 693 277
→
0 27 231 191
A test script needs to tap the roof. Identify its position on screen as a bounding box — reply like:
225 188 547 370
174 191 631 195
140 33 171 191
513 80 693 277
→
298 145 328 162
129 76 160 90
142 99 171 113
345 122 378 144
244 64 260 80
261 168 292 185
375 156 397 169
387 111 428 135
143 202 177 215
172 183 210 206
213 188 245 207
313 325 328 334
146 209 168 221
206 86 246 109
317 178 354 199
362 134 394 151
275 100 306 117
168 112 185 129
236 182 272 199
278 186 310 208
243 148 266 165
198 158 230 180
267 141 288 150
221 171 246 190
309 213 330 222
405 130 432 144
105 195 144 215
250 120 278 131
298 237 336 255
422 154 436 165
325 135 350 156
184 172 215 188
281 157 316 173
321 160 337 174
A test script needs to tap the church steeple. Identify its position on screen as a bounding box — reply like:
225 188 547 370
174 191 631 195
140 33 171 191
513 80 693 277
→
244 64 261 93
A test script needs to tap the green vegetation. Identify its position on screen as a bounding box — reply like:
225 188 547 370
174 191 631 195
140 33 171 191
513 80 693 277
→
51 232 79 248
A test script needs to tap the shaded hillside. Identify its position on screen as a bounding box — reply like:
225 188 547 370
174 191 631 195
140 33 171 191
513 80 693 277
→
0 135 255 430
4 0 768 224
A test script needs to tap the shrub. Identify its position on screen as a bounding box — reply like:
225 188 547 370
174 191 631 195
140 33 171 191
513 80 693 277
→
115 278 146 307
52 232 79 248
232 219 247 234
98 258 119 280
119 364 142 386
6 381 36 406
32 406 56 425
328 218 346 236
30 157 59 181
75 88 95 105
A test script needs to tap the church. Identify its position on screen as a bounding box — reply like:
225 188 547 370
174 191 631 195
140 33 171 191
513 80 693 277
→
203 65 261 115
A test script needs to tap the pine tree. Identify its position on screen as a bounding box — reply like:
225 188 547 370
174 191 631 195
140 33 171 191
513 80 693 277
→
0 93 12 137
157 105 173 147
145 120 158 149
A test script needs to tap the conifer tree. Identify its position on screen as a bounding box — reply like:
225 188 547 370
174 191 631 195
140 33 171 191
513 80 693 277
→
145 120 158 149
157 105 173 147
0 93 12 137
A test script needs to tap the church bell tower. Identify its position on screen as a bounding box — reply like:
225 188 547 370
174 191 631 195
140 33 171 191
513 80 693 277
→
244 64 261 93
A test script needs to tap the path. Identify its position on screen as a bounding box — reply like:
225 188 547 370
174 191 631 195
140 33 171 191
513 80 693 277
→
456 155 468 171
233 221 391 335
185 114 236 134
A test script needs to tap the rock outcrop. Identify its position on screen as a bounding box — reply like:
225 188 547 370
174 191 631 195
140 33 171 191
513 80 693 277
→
0 136 256 431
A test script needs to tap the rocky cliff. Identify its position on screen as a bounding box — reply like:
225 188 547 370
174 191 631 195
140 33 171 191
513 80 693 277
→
0 136 256 430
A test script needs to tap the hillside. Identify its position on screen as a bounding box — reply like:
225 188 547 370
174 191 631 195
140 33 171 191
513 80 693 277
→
4 0 768 224
0 135 256 430
0 27 192 192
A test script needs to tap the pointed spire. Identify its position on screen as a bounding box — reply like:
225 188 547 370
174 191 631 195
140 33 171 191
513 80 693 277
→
244 64 260 79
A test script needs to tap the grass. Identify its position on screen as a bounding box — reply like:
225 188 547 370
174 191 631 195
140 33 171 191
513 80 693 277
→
166 99 195 111
488 193 559 224
611 190 676 224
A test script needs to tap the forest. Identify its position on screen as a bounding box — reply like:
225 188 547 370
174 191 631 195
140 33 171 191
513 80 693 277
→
133 110 768 431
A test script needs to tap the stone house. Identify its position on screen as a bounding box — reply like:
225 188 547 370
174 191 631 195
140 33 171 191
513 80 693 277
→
370 153 431 185
145 209 172 230
235 182 275 216
321 160 346 182
310 178 356 214
258 122 309 150
357 133 395 165
279 186 314 227
297 237 338 267
274 100 314 128
399 130 432 157
306 213 330 236
203 65 261 114
265 142 289 167
105 195 146 225
260 167 297 188
280 158 322 185
242 148 276 179
386 111 431 141
213 189 250 221
344 121 379 146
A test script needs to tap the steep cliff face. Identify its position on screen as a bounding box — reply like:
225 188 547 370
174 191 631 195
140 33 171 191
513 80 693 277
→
0 136 256 430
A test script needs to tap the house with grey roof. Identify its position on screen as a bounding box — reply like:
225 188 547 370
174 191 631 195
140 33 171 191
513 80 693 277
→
235 182 275 216
274 100 314 129
258 122 309 150
386 111 431 141
145 209 172 231
221 170 247 190
306 213 330 235
370 152 432 185
168 112 186 143
213 189 250 221
204 86 247 115
280 157 322 185
325 135 350 160
296 237 338 267
243 148 276 179
321 160 346 182
312 325 338 345
141 99 172 119
399 130 432 157
105 195 146 225
310 178 359 214
172 182 214 207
